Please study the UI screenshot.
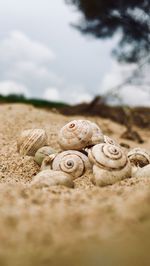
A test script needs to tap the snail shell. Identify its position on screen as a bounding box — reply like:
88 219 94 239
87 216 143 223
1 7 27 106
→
104 135 120 146
88 122 104 146
17 129 48 156
128 148 150 168
88 143 131 186
58 120 104 150
41 150 91 179
132 164 150 179
34 146 56 165
58 120 93 150
31 170 74 188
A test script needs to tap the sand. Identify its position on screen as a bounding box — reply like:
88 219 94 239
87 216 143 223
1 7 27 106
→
0 103 150 266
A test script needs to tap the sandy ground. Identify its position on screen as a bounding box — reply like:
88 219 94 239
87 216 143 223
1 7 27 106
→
0 103 150 266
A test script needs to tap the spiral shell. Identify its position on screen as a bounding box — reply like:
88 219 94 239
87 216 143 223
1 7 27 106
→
58 120 93 150
31 170 74 188
88 143 131 186
41 150 91 179
17 129 48 156
34 146 56 165
128 148 150 168
104 135 120 146
132 165 150 179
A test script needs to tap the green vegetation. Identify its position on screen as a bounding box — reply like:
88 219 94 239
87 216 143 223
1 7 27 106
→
0 94 69 109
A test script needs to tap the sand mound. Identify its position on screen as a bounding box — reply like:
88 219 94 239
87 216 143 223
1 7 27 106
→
0 103 150 266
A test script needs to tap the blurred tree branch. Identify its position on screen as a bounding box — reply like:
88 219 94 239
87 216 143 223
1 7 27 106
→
66 0 150 63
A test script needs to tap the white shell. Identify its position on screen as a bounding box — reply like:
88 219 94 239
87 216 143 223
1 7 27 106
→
34 146 56 165
131 165 139 176
41 150 91 179
17 129 48 156
88 122 104 146
104 135 120 146
132 165 150 179
88 143 131 186
31 170 74 188
128 148 150 167
58 120 93 150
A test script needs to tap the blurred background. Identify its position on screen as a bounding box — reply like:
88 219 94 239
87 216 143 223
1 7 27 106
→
0 0 150 106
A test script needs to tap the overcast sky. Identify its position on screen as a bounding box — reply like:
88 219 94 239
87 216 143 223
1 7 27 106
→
0 0 149 106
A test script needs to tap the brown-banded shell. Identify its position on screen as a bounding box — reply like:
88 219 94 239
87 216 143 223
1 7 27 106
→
31 170 74 188
17 129 48 156
128 148 150 168
88 143 131 186
34 146 56 165
58 120 93 150
41 150 92 179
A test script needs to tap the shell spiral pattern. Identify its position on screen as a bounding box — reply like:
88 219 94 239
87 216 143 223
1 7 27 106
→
104 135 119 146
58 120 93 150
89 143 127 170
51 150 91 179
88 143 131 186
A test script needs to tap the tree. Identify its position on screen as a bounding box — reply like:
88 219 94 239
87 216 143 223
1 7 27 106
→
65 0 150 63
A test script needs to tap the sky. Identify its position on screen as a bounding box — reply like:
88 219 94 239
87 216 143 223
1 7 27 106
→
0 0 149 106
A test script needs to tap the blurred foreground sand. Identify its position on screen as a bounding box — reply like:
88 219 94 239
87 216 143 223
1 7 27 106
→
0 104 150 266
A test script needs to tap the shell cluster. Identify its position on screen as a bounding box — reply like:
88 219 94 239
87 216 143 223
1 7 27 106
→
17 119 150 188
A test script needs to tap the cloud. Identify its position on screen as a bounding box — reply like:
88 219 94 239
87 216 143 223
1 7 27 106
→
0 30 55 64
118 85 150 107
100 61 150 107
0 80 29 96
0 31 149 106
69 91 92 104
100 62 137 94
61 84 92 104
0 31 62 97
43 84 92 104
43 87 60 102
